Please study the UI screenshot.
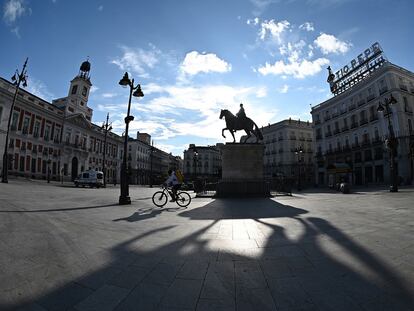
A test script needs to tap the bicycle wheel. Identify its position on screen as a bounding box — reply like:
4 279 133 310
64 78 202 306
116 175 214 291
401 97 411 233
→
176 191 191 207
152 191 168 207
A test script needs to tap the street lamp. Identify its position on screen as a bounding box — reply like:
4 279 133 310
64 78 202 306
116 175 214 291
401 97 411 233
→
377 94 398 192
193 149 198 180
118 72 144 205
2 58 29 183
101 113 112 188
294 146 303 191
47 159 51 183
149 140 155 188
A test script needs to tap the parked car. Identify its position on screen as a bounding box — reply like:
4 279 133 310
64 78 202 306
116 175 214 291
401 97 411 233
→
74 170 104 188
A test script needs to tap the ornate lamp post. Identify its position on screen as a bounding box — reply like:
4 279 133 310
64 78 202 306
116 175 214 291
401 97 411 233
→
47 159 51 183
377 94 398 192
294 146 303 191
118 72 144 205
2 58 28 183
101 113 112 188
193 149 198 180
149 141 154 188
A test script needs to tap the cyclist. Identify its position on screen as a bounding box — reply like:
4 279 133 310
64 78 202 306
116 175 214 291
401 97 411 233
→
164 169 181 202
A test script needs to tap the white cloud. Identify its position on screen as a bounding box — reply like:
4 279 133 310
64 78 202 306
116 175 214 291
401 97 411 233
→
26 77 54 101
89 85 99 93
102 92 117 98
256 87 267 98
314 33 351 54
3 0 26 24
110 45 161 78
250 0 278 16
299 22 314 32
10 26 19 37
278 84 289 93
259 19 290 43
107 83 276 143
180 51 232 76
258 57 329 79
247 17 260 25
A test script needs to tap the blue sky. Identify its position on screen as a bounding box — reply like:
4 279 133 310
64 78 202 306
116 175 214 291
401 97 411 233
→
1 0 414 155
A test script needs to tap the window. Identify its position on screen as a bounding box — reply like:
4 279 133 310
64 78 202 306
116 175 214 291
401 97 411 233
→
44 125 51 141
71 85 78 95
0 106 3 125
11 112 19 130
33 121 40 137
22 116 30 134
408 119 413 134
19 156 25 171
82 86 87 96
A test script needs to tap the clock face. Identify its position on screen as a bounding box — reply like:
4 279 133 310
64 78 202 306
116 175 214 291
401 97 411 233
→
82 86 88 96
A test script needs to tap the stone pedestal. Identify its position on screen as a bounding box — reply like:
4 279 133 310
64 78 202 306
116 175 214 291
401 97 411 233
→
216 143 269 197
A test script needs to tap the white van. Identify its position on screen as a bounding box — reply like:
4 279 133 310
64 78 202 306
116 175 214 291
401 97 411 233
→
74 170 104 188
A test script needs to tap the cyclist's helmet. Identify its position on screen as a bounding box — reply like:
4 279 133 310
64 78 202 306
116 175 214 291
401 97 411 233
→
168 169 173 175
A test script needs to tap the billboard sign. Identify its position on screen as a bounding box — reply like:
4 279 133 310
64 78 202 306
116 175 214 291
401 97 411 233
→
327 42 386 95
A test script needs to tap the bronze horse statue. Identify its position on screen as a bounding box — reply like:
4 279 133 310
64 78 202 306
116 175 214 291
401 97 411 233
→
219 109 263 143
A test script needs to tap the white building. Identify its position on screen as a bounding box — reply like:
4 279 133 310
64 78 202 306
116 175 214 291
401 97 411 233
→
183 144 222 180
262 119 314 184
311 43 414 186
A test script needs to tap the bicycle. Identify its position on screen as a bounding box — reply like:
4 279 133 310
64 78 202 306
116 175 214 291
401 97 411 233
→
152 185 191 208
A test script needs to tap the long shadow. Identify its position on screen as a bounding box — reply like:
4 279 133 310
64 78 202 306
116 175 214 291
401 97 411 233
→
179 198 308 220
4 198 414 311
0 203 117 213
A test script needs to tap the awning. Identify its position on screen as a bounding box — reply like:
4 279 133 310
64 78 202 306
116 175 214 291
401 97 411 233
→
327 163 352 174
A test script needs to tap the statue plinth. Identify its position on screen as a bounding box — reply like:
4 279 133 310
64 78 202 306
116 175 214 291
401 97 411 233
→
216 143 269 197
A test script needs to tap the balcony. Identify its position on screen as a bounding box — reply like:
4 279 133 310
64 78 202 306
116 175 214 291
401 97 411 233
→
290 136 297 140
379 86 388 95
357 100 366 107
341 125 349 132
352 143 360 149
399 84 408 91
278 137 284 141
325 131 332 138
359 118 368 126
333 129 340 135
324 116 331 121
350 122 358 129
369 115 378 122
362 139 371 147
366 94 376 102
348 104 356 111
372 138 382 145
314 120 321 125
343 145 351 151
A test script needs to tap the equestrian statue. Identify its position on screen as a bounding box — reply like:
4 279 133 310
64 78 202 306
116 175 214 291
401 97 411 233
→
219 103 263 143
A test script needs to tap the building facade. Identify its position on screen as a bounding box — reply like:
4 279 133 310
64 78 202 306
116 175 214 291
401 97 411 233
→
0 61 181 184
183 144 222 181
311 60 414 187
262 119 314 185
127 132 183 185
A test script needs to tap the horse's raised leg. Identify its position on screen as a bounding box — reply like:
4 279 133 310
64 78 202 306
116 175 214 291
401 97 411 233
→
222 128 227 138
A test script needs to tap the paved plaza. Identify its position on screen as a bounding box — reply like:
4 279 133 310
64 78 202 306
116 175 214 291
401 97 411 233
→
0 179 413 311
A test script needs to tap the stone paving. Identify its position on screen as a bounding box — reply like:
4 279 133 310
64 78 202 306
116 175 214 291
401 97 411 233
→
0 179 413 310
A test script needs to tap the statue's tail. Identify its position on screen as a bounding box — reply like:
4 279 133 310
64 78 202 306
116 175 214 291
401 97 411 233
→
253 122 263 140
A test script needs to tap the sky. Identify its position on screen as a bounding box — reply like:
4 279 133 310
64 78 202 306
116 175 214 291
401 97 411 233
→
1 0 414 156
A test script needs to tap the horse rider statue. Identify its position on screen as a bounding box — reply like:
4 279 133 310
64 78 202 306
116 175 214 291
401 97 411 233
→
220 103 263 143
